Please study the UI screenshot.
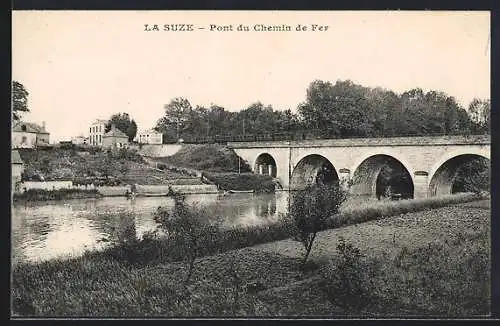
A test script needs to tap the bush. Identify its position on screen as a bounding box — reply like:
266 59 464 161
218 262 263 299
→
319 237 376 312
154 191 222 284
289 183 347 265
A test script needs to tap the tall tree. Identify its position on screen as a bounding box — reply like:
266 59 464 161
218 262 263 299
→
468 98 490 134
105 113 138 142
12 81 30 121
298 80 373 138
162 97 193 140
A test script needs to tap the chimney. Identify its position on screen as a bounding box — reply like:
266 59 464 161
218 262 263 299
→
111 124 116 132
42 121 46 130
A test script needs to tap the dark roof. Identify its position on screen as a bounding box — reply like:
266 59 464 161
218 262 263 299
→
11 150 24 164
12 121 49 134
104 126 128 138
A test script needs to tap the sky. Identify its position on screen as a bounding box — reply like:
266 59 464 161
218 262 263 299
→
12 11 490 142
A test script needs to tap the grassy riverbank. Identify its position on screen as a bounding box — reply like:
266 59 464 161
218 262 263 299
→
11 195 489 317
12 189 102 202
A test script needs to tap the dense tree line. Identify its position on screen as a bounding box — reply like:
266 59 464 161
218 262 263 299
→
154 79 490 143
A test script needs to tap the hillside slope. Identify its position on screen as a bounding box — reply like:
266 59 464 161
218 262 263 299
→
17 147 201 185
152 144 252 173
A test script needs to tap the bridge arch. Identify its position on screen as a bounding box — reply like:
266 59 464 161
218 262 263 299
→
254 152 277 178
428 150 490 197
351 154 415 199
290 154 339 190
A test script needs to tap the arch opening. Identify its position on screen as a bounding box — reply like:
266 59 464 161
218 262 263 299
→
255 153 277 178
429 154 490 197
352 155 414 199
290 154 339 190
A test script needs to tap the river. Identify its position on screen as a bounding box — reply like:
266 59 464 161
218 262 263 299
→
11 192 290 264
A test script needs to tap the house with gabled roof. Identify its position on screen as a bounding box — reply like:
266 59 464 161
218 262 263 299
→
102 124 129 149
12 120 50 148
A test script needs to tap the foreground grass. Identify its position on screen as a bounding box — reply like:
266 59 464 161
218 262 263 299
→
12 199 490 317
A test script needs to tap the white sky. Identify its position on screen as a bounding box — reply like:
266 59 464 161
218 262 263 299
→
12 11 490 142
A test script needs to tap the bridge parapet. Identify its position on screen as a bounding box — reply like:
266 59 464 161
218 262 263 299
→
228 134 490 149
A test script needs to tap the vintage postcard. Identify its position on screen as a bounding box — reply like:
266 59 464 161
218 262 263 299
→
11 10 491 318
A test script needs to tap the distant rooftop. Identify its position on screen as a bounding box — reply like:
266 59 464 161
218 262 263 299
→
138 129 162 134
91 119 108 125
12 121 49 134
104 125 128 138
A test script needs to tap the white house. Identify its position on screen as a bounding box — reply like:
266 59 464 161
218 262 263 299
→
89 119 107 146
137 129 163 144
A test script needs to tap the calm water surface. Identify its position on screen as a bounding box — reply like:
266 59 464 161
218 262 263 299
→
12 192 289 264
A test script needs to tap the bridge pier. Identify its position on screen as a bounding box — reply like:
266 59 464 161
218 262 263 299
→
413 172 430 199
338 168 351 191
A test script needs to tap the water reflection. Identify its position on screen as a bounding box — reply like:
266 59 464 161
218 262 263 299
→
12 192 289 263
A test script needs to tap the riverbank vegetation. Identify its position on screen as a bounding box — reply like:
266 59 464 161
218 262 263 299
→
203 172 275 192
12 188 102 202
12 197 490 317
17 147 200 186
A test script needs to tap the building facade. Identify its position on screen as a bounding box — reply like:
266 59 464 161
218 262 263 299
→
72 135 89 145
12 121 50 148
103 124 129 149
137 129 163 144
89 119 107 146
11 150 24 194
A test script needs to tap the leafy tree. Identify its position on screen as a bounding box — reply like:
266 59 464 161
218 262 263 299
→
105 113 138 142
298 80 374 138
154 192 222 284
290 183 347 266
162 97 193 140
12 81 30 121
468 98 490 134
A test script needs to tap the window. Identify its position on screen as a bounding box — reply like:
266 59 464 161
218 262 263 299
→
99 135 101 144
21 125 27 132
89 127 91 133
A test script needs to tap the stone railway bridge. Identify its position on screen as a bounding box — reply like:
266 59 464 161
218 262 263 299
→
228 135 490 199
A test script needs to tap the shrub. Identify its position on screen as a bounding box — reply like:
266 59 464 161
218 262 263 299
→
154 191 222 284
318 237 376 312
289 183 347 265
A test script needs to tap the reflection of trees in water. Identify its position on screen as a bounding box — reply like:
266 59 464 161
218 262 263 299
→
255 195 277 218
